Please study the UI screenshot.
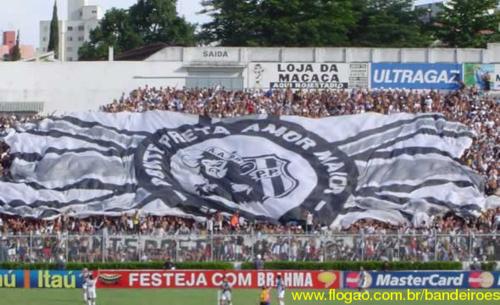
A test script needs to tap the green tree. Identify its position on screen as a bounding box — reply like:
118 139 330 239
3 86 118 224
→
348 0 432 47
435 0 500 48
79 0 195 60
260 0 356 46
10 30 21 61
79 8 142 60
47 0 59 58
200 0 356 46
129 0 196 45
199 0 259 46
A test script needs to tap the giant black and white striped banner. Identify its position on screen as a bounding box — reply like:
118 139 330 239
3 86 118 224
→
0 112 485 227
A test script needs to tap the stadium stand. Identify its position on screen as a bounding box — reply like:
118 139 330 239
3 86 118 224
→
100 86 498 196
0 86 498 263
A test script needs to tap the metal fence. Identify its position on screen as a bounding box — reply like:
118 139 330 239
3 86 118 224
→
0 232 498 263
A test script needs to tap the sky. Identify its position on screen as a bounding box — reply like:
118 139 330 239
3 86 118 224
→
0 0 210 48
0 0 461 48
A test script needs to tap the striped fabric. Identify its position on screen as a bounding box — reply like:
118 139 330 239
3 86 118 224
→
0 111 485 227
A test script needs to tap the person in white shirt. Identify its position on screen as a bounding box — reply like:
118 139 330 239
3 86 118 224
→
206 216 214 233
276 274 286 305
81 268 89 304
86 273 98 305
219 277 232 305
358 267 369 291
306 212 313 233
494 213 500 229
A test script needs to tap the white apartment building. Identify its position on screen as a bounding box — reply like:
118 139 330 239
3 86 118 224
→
414 0 500 19
39 0 103 61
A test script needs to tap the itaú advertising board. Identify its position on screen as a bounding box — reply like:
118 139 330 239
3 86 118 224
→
0 270 83 288
95 270 341 289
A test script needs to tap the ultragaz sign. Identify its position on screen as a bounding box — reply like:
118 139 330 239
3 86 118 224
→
371 63 462 90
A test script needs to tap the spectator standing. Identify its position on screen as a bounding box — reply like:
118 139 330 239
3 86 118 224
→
230 212 240 231
55 252 66 270
254 254 264 270
306 212 313 233
470 257 481 271
206 215 214 234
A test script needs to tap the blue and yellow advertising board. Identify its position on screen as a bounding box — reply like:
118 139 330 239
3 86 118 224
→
0 270 83 288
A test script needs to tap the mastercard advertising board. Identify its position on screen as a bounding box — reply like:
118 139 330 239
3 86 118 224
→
94 270 341 289
344 271 500 289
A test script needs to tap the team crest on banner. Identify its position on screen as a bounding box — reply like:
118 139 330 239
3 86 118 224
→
241 154 297 199
134 119 356 222
181 147 298 202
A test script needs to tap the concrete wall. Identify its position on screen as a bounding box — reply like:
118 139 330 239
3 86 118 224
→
148 44 500 64
0 62 186 113
1 44 500 113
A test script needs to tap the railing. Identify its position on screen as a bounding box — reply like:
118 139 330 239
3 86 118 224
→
0 232 498 263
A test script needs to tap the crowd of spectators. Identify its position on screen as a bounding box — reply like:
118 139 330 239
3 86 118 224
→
0 208 499 263
101 85 499 196
0 86 499 263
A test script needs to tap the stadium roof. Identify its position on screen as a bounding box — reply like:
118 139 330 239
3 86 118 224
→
115 43 169 61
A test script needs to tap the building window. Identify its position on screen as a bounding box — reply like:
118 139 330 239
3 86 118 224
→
42 37 47 42
68 36 73 41
78 25 84 31
69 57 73 61
68 26 73 31
78 36 84 42
92 10 97 14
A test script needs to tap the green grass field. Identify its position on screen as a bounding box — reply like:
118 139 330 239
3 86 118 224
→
2 289 500 305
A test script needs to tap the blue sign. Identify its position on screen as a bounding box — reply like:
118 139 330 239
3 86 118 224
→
345 271 500 289
30 270 83 288
371 63 462 90
0 270 25 288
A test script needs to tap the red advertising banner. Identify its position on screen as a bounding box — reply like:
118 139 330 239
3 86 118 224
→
94 270 340 289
